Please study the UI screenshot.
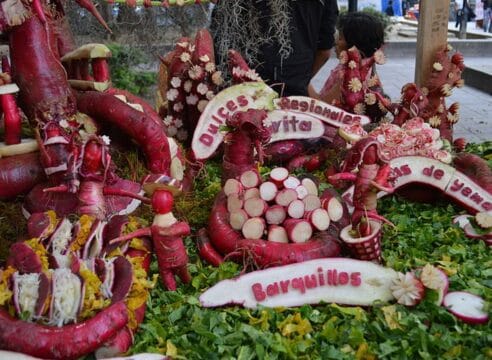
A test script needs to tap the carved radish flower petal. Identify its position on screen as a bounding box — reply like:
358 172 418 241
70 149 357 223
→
212 71 224 86
173 102 184 113
367 75 380 88
166 88 179 101
447 112 458 124
206 91 215 100
353 103 366 115
179 52 191 63
196 83 209 95
199 55 210 63
365 92 377 105
348 78 362 93
475 212 492 228
428 116 441 128
163 116 173 126
205 62 216 73
188 65 204 80
170 77 182 88
246 69 261 81
348 60 357 69
184 80 193 93
441 84 452 97
197 99 209 113
390 272 425 306
186 94 199 105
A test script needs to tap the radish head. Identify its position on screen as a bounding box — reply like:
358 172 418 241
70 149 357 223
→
151 189 174 214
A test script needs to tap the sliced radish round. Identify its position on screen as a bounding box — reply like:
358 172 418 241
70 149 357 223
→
322 196 344 222
284 219 313 243
390 272 425 306
287 199 305 219
223 178 243 196
283 176 301 189
227 194 244 213
259 181 278 202
305 208 331 231
265 205 287 225
443 291 489 325
244 198 268 217
269 167 289 187
303 194 321 211
242 217 265 239
301 177 318 196
419 264 449 305
244 187 260 200
240 170 261 188
275 188 298 207
229 209 249 230
267 225 288 243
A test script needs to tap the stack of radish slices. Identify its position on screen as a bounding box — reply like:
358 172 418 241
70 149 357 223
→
223 167 347 243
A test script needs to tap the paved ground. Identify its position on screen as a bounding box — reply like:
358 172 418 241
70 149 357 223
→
311 19 492 144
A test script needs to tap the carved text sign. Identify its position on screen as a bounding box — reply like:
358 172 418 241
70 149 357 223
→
200 258 397 309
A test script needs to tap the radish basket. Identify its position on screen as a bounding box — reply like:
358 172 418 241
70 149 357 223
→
339 220 382 262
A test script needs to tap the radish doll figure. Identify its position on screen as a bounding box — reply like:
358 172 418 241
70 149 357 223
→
109 183 192 291
149 188 192 291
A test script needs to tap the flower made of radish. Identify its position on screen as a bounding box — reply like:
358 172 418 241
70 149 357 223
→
348 60 357 70
196 83 209 96
441 84 452 97
188 65 204 81
367 75 380 88
390 272 425 306
447 112 458 124
163 116 174 126
246 69 261 81
420 264 446 290
166 89 179 102
183 80 193 93
186 94 199 106
205 62 215 73
212 71 224 86
475 212 492 228
206 91 215 100
365 93 377 105
348 78 362 93
197 99 209 113
170 77 182 88
428 116 441 128
199 55 210 63
374 50 386 65
179 52 191 63
353 103 366 115
173 102 184 113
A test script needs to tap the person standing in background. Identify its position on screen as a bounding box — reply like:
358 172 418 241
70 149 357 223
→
484 0 492 32
209 0 339 96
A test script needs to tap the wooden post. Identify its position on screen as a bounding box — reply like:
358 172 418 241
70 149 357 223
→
415 0 450 87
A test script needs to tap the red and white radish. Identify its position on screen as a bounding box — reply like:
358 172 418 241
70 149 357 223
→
242 217 265 240
48 268 84 327
321 195 345 222
283 176 301 190
244 187 260 200
265 205 287 225
259 181 278 202
443 291 489 325
287 199 305 219
229 209 249 231
267 225 288 243
305 208 331 231
295 185 309 200
240 169 261 189
269 167 289 187
284 219 313 243
419 264 449 305
243 198 268 218
275 188 297 207
390 272 425 306
301 177 318 196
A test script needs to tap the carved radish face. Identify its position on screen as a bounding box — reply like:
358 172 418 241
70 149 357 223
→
152 189 174 214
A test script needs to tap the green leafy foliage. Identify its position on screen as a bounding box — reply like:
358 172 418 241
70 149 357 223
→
131 145 492 359
107 43 156 98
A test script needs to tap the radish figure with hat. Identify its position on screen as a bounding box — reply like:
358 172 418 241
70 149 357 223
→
110 180 192 291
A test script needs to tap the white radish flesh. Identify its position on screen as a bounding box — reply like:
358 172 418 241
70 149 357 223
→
242 217 266 239
267 225 288 243
244 187 260 200
244 198 268 217
259 181 278 202
275 189 298 207
305 208 331 231
227 194 244 213
295 185 309 200
284 219 313 243
229 209 249 230
322 197 344 222
287 199 305 219
269 167 289 187
240 170 261 188
301 177 318 196
443 291 489 324
283 176 301 189
223 178 243 196
265 205 287 225
303 194 322 211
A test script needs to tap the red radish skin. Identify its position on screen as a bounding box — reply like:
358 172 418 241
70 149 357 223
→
229 209 249 230
7 242 43 274
267 225 288 243
223 178 243 197
275 189 298 207
2 93 22 145
76 91 172 175
196 228 224 267
265 205 287 225
259 181 278 201
284 219 313 243
287 199 305 219
242 217 266 240
240 170 261 189
91 58 110 82
227 194 244 213
0 301 128 360
208 192 340 268
0 152 46 200
443 291 489 325
243 198 268 218
264 141 305 164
